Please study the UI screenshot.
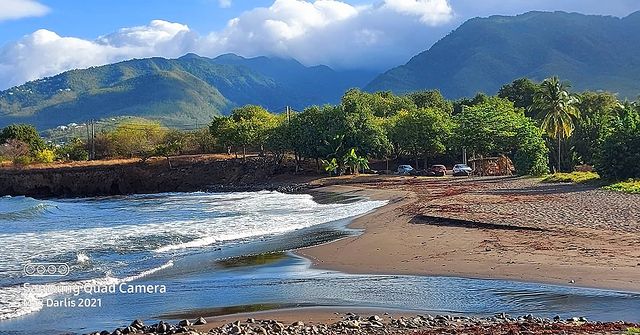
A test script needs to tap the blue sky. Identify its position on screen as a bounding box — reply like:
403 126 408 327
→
0 0 271 42
1 0 640 89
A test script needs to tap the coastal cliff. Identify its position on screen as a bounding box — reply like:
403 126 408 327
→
0 155 299 198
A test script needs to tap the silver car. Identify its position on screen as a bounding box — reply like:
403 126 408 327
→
453 164 473 175
396 165 414 175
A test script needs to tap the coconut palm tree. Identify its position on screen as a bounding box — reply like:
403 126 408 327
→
530 76 580 172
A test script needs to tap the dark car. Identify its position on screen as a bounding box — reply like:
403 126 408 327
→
429 164 447 176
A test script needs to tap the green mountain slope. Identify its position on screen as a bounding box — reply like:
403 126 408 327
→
366 11 640 98
0 54 374 129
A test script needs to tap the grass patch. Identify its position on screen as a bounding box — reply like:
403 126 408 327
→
542 171 600 184
627 327 640 335
605 180 640 194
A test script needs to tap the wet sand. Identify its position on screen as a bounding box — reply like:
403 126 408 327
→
298 176 640 292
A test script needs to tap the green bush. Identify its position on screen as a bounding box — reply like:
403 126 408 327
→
543 171 600 183
595 108 640 179
34 149 56 163
605 180 640 194
13 155 32 166
56 138 89 161
514 118 549 176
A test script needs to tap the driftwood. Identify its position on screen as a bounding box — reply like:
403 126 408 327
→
469 155 514 176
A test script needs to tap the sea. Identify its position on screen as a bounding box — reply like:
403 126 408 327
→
0 191 638 334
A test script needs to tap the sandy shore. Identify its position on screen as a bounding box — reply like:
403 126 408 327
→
298 176 640 292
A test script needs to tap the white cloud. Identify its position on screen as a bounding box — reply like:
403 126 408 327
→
0 21 197 88
0 0 49 21
218 0 232 8
200 0 453 68
0 0 456 89
383 0 454 25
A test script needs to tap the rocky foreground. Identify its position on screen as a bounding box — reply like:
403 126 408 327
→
88 313 639 335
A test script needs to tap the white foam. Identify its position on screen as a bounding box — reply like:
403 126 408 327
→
0 191 387 320
76 252 90 263
0 260 174 320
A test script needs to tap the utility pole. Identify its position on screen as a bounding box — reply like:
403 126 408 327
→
91 119 96 160
286 106 291 124
86 122 91 159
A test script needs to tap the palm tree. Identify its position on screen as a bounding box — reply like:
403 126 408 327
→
530 76 580 172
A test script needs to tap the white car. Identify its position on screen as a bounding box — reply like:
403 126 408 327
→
396 165 414 175
453 164 473 175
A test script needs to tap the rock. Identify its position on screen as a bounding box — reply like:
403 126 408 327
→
100 331 110 335
553 315 561 322
368 315 382 322
342 320 361 329
272 321 284 332
130 319 145 330
121 326 137 334
229 325 242 335
194 317 207 325
246 318 256 324
179 319 192 327
111 330 122 335
156 321 170 333
292 321 305 327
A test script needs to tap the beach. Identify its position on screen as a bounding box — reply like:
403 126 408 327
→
2 174 640 335
300 176 640 292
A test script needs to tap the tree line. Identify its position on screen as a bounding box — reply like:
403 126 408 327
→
1 77 638 180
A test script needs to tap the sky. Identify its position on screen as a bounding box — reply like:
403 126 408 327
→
1 0 640 89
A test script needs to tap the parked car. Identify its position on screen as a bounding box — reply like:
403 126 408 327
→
453 163 473 176
396 165 414 175
429 164 447 176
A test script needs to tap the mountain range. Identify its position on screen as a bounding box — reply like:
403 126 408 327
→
366 11 640 98
0 54 374 129
1 10 640 130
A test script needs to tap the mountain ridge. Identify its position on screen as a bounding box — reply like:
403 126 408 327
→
0 53 374 129
365 10 640 98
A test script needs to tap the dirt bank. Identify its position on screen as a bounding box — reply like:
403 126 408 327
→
0 155 313 198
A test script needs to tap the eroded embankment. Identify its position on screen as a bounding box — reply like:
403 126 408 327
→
0 156 304 198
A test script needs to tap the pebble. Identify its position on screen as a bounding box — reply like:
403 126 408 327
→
87 313 638 335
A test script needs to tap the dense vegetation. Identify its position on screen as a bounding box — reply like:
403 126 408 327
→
0 53 373 130
367 11 640 99
2 76 639 184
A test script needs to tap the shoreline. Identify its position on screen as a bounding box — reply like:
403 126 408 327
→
297 177 640 293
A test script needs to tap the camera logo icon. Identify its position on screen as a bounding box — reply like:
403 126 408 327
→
24 263 70 277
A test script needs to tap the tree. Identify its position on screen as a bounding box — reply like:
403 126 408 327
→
0 139 30 162
342 89 415 118
530 76 580 172
452 92 490 114
596 103 640 179
513 119 549 176
454 97 520 157
454 97 548 175
0 124 45 153
210 116 238 156
56 138 89 161
265 115 296 165
407 90 453 114
389 108 452 169
110 119 168 159
570 92 620 165
498 78 540 113
227 105 278 158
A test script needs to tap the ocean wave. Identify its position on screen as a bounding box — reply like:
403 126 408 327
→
0 191 387 321
0 197 59 221
0 260 174 321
